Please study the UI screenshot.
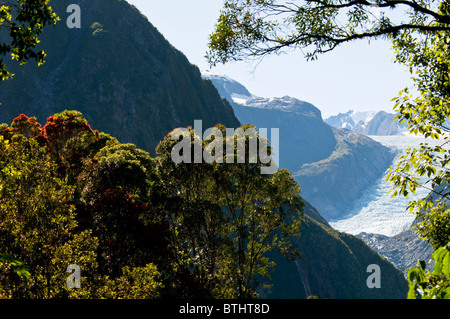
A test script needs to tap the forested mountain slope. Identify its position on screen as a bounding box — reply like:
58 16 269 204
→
0 0 240 155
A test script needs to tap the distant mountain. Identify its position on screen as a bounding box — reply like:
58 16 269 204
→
294 128 396 219
202 71 337 170
325 110 377 131
0 0 240 155
201 71 256 104
202 72 395 220
325 110 407 136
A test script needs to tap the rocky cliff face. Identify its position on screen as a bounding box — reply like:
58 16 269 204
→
203 72 395 220
232 96 337 171
0 1 407 298
357 227 433 272
0 0 240 155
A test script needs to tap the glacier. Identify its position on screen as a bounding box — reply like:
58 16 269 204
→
329 134 441 237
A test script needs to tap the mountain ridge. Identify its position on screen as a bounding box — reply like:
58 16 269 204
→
0 0 241 156
325 109 407 136
202 71 407 298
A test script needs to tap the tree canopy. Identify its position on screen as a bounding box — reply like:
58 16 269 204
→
207 0 450 65
156 124 303 298
0 112 303 299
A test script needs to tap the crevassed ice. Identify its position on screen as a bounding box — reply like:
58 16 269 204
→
329 134 441 237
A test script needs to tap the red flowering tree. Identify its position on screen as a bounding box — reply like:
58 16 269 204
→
34 110 101 181
0 114 41 140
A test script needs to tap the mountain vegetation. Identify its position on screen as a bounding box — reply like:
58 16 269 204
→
266 201 408 299
0 111 303 298
0 0 410 300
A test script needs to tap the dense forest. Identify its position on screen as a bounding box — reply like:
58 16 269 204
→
0 111 302 298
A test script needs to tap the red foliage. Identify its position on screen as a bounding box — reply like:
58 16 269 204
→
12 114 42 137
36 112 95 149
31 112 101 179
0 127 13 140
0 114 42 140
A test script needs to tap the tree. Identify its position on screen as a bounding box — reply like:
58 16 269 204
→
0 254 30 298
384 25 450 298
96 263 164 299
207 0 450 65
80 143 156 204
407 244 450 298
0 0 59 82
35 110 100 181
387 29 450 250
156 124 303 298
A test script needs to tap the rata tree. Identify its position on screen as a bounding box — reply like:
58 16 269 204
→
79 144 169 278
0 114 167 299
34 110 111 184
80 143 156 203
7 114 42 138
76 140 180 297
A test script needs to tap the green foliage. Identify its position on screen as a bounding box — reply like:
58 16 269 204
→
156 124 303 298
379 2 450 299
0 0 59 82
81 143 156 203
407 244 450 299
0 112 303 299
386 27 450 250
0 133 97 298
0 254 30 281
96 264 163 299
0 254 30 298
0 112 167 299
208 0 450 66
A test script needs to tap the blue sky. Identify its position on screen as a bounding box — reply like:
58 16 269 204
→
127 0 413 118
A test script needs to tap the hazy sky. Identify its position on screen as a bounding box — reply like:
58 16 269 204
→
127 0 413 118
